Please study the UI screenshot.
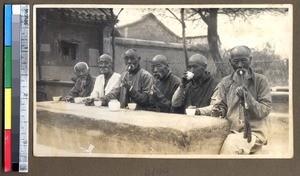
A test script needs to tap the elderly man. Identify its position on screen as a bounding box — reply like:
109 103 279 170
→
65 62 95 102
172 54 219 115
85 54 121 105
100 48 154 109
149 55 181 112
211 45 271 155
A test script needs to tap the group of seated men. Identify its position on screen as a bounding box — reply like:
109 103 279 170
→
64 46 272 155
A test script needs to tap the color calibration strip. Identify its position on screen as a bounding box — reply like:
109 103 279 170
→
3 4 30 172
4 4 12 172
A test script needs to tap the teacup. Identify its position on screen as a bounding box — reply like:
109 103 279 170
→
52 96 61 102
186 108 196 116
186 71 194 80
128 103 137 110
74 97 84 104
94 101 102 107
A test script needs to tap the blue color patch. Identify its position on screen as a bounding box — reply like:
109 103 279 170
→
5 4 12 46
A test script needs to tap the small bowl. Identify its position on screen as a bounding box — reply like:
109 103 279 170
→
94 101 102 107
108 100 121 111
128 103 137 110
186 108 196 116
52 96 61 102
74 97 84 104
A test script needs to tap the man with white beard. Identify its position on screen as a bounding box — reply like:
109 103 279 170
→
85 54 121 105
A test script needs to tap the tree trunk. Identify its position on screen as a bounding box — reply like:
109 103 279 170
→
207 8 226 78
181 9 189 68
110 9 115 71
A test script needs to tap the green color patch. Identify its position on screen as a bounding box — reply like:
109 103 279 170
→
5 46 12 88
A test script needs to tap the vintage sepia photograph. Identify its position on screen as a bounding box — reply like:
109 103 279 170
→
33 4 292 158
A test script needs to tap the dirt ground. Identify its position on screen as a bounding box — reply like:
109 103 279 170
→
267 113 290 157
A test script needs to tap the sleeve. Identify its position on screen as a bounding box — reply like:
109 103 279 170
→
67 79 81 97
128 74 154 106
111 76 121 90
211 80 228 116
152 80 180 112
245 76 272 119
171 85 186 108
99 77 122 106
198 84 220 116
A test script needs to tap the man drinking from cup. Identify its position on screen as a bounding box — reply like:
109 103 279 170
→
172 54 219 115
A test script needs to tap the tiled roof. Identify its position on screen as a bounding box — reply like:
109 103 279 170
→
38 8 115 25
63 8 112 22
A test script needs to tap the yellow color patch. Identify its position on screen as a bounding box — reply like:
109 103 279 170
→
5 88 12 129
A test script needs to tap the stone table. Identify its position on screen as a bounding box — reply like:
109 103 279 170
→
35 101 230 157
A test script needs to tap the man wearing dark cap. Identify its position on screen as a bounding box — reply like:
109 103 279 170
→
149 55 181 112
65 62 96 101
84 54 121 105
100 48 154 109
211 45 271 155
172 54 219 115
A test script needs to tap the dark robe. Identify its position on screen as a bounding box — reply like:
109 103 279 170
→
101 66 154 110
68 74 95 98
172 72 218 114
149 72 181 112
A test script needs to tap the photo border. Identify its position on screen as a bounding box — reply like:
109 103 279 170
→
0 0 299 175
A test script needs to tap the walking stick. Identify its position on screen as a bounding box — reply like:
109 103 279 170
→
237 69 252 143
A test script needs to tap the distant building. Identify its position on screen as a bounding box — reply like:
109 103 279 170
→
116 13 208 47
116 13 179 43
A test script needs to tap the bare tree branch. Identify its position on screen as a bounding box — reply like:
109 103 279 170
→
192 8 209 25
115 8 123 20
166 8 182 23
219 8 288 22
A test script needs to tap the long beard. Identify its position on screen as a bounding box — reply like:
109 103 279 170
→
80 80 87 88
234 69 249 85
80 76 89 88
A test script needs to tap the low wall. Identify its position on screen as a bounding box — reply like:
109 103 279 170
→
114 37 212 77
37 80 74 101
271 92 289 113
